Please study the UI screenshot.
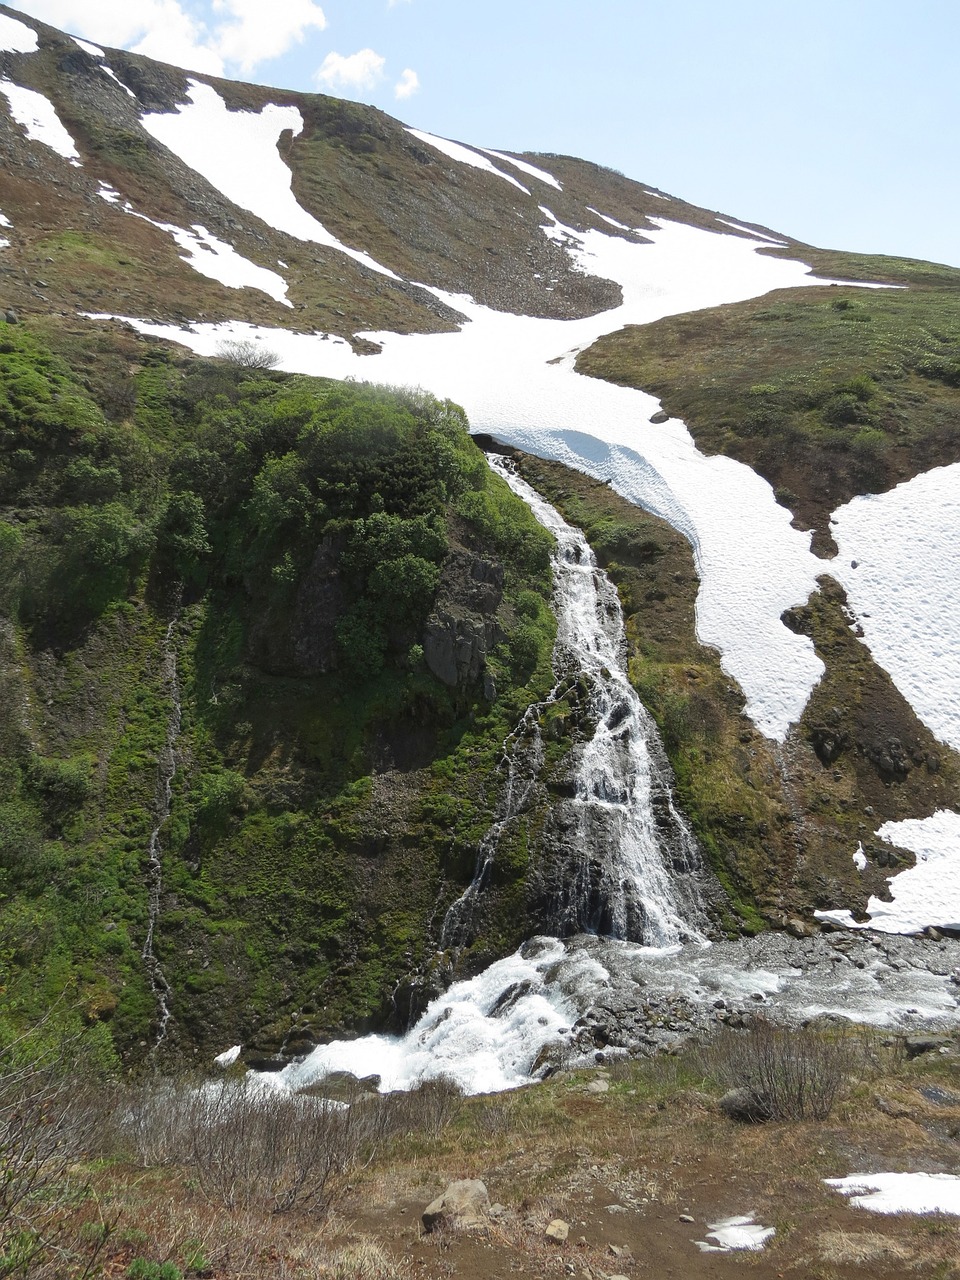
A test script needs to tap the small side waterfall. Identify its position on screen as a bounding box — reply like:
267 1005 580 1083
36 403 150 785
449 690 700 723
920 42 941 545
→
441 698 545 949
142 614 182 1053
478 456 708 948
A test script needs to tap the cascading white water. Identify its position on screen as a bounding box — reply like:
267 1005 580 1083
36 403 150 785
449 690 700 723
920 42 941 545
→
488 455 707 947
249 463 715 1094
142 615 181 1052
246 468 960 1096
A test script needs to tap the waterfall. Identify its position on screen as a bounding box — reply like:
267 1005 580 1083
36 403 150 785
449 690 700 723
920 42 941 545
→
141 614 181 1053
253 461 713 1095
485 456 708 947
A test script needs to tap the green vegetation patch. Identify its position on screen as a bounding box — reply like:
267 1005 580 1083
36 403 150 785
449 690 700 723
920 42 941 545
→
0 324 557 1060
577 264 960 551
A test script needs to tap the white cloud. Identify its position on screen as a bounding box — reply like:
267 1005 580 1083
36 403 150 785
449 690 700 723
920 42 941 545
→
16 0 327 77
13 1 160 46
394 67 419 100
315 48 385 94
211 0 326 73
133 7 224 76
16 0 224 74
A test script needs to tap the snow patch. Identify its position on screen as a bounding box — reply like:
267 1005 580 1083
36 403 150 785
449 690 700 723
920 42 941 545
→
0 211 10 228
142 80 398 279
405 127 530 193
853 842 867 872
826 1172 960 1216
0 14 38 54
73 36 105 58
716 217 787 244
97 183 291 305
816 810 960 935
102 65 137 99
479 147 562 189
87 215 870 740
587 207 632 231
166 224 292 305
0 80 81 164
694 1215 775 1252
213 1044 242 1068
830 463 960 752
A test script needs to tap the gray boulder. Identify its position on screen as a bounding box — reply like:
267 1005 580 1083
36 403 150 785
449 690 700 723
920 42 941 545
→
422 1179 491 1233
719 1087 771 1123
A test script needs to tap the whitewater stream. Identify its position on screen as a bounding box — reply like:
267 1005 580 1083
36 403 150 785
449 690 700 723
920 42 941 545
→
248 468 960 1097
443 457 707 951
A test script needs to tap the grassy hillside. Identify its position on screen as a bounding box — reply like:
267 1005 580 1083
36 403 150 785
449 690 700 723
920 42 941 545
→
577 254 960 552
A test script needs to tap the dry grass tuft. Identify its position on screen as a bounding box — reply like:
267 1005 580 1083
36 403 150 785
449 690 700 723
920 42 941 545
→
816 1228 916 1266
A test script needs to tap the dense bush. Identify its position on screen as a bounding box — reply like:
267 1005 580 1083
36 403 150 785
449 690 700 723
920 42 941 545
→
701 1018 865 1121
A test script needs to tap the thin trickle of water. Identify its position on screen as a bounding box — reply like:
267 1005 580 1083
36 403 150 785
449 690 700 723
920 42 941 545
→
487 456 708 947
142 615 181 1053
441 697 545 949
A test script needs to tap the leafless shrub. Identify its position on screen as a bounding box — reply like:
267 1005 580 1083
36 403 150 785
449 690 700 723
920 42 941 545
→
699 1018 867 1121
471 1100 512 1138
214 338 280 370
373 1076 462 1141
0 1035 112 1278
115 1077 370 1215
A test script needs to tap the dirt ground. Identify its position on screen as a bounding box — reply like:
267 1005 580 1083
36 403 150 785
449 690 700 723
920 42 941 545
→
323 1057 960 1280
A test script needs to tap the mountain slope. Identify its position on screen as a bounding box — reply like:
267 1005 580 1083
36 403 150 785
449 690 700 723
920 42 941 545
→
2 3 960 1063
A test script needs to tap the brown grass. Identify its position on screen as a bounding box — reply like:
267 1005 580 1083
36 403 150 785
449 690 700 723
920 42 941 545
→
4 1037 960 1277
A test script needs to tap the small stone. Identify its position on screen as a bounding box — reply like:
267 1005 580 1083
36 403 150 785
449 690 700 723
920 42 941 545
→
719 1087 770 1123
679 1213 695 1223
545 1218 570 1243
585 1079 609 1093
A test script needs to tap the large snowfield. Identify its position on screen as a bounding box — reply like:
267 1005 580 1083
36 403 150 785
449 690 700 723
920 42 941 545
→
81 81 960 944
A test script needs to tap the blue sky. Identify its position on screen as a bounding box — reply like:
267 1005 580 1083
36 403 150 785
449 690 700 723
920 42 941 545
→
11 0 960 268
